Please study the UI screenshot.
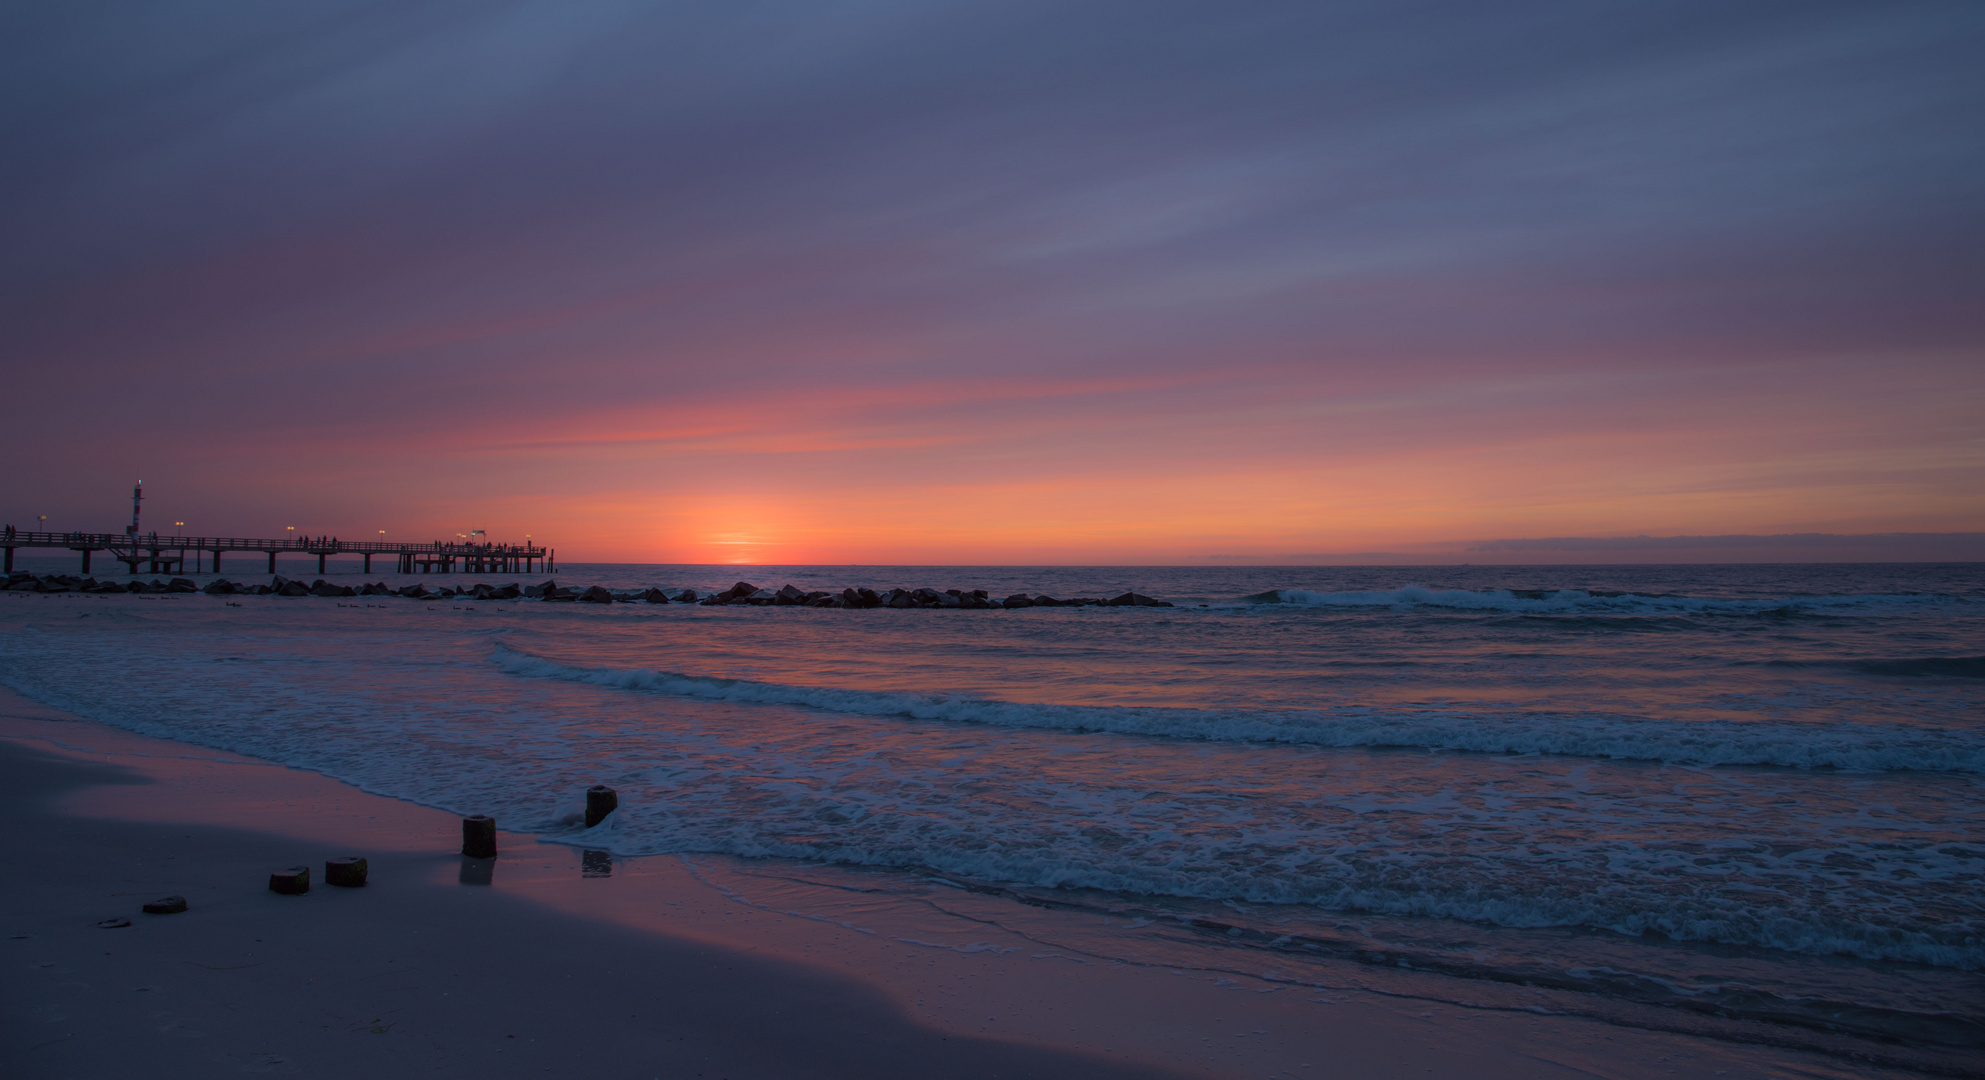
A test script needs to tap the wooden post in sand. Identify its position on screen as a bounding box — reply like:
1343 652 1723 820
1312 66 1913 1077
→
269 866 310 894
325 856 368 887
462 815 497 858
585 785 618 828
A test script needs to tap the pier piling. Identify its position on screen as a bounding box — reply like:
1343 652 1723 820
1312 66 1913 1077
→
268 866 311 895
585 786 618 828
461 815 498 859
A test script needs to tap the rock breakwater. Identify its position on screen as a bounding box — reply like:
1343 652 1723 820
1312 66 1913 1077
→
2 573 1173 609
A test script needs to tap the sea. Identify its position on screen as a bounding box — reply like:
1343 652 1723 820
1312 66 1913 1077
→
2 561 1980 1068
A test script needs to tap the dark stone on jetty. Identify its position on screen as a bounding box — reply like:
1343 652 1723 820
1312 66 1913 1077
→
142 895 188 914
699 581 759 605
310 579 356 597
641 587 669 603
578 585 614 604
775 584 808 605
87 580 126 593
168 578 198 592
325 856 368 887
203 579 236 595
461 815 498 859
673 588 698 603
490 584 521 599
1107 591 1174 607
268 866 310 895
585 785 618 828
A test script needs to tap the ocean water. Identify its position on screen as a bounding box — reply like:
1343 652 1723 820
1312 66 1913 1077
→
3 561 1981 1062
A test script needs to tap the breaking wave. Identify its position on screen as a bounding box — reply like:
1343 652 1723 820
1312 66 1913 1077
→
492 645 1985 773
1239 586 1964 615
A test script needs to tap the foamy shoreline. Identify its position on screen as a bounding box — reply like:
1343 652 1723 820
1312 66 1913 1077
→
0 685 1947 1079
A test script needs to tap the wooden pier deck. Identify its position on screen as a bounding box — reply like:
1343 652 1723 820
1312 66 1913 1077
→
0 529 551 577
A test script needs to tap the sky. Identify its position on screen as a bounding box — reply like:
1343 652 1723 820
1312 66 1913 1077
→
3 0 1981 564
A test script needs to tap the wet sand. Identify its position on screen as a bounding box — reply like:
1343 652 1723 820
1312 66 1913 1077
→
0 688 1909 1079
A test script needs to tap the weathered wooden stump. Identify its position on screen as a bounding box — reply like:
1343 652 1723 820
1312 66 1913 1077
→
96 917 132 928
325 856 368 887
269 866 310 894
585 785 618 828
142 895 188 914
461 815 497 858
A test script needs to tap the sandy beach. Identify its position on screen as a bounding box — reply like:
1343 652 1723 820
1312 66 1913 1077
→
0 685 1934 1080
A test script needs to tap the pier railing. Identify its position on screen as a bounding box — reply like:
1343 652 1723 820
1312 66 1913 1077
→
1 529 550 576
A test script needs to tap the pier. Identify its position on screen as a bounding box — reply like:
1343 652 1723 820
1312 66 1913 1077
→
0 528 551 576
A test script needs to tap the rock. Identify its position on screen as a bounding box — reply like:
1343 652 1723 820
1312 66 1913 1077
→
885 589 916 608
937 592 963 608
276 580 311 597
673 589 698 603
268 866 310 895
1107 592 1174 607
774 584 808 605
167 578 198 592
470 584 496 599
641 587 669 603
809 594 839 607
490 584 521 599
577 585 613 603
142 895 188 914
962 594 990 609
1003 593 1033 608
325 857 368 888
398 585 429 598
523 583 550 597
86 580 127 593
720 581 759 602
203 580 237 595
309 580 354 597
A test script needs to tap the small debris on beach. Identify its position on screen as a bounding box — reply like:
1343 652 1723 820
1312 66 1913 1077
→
141 895 187 914
268 866 311 895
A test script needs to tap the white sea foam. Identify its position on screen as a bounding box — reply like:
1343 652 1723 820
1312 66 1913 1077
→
1244 586 1965 615
491 645 1985 773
